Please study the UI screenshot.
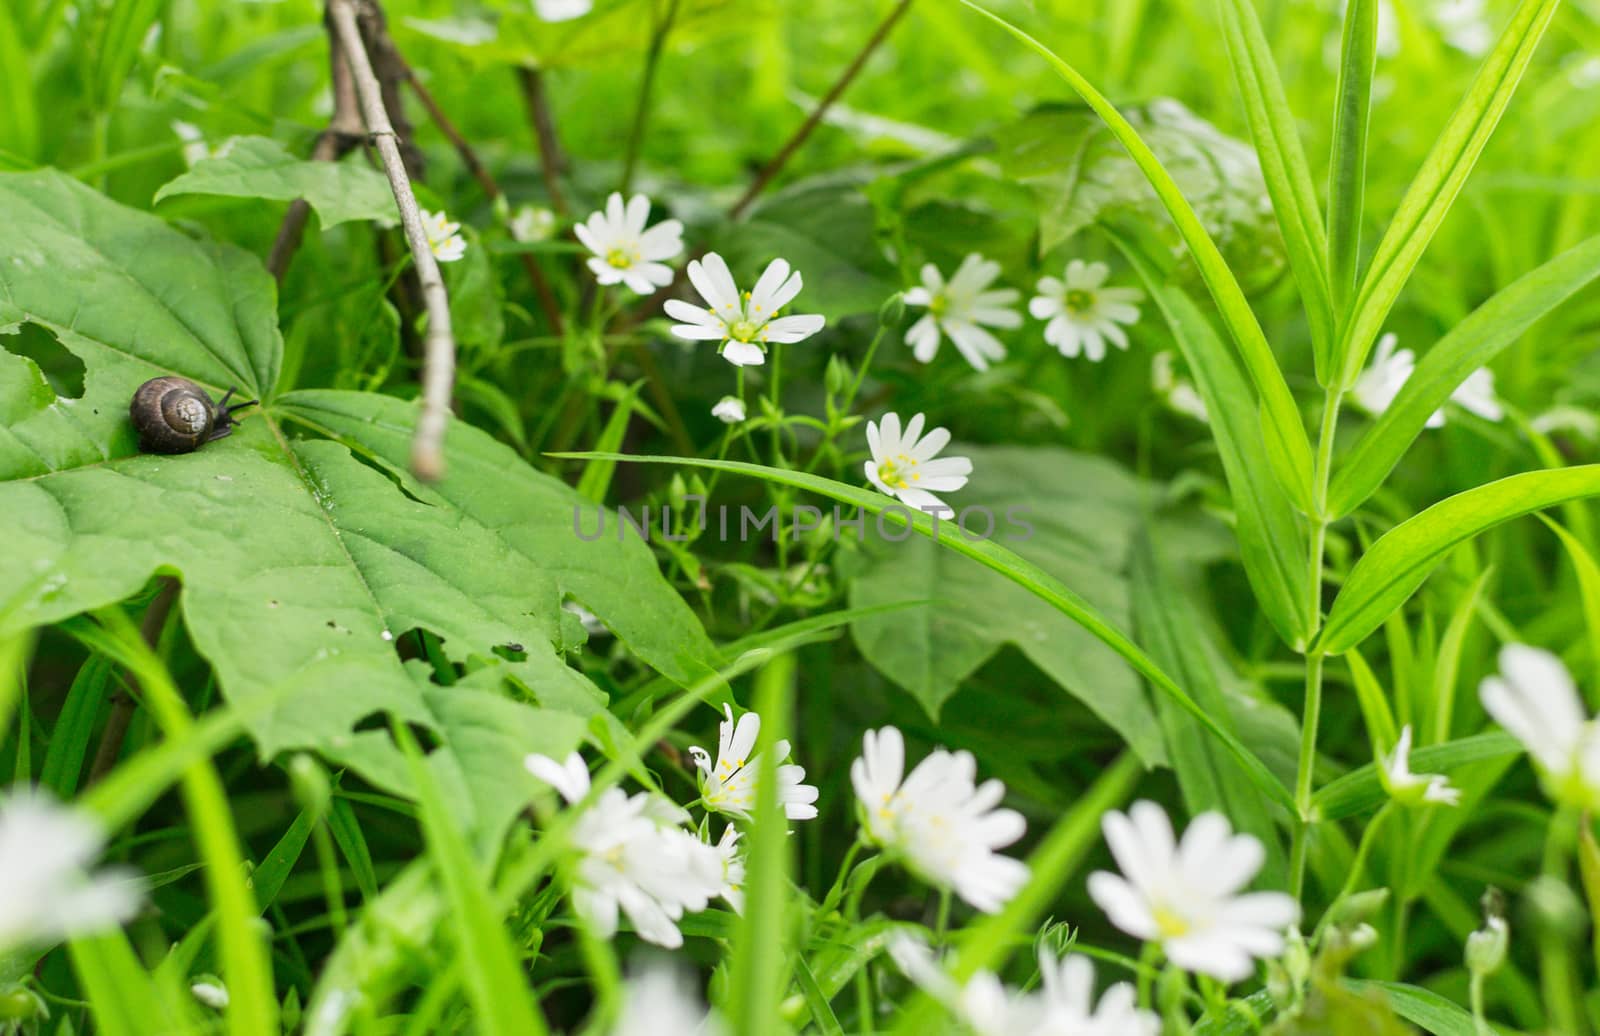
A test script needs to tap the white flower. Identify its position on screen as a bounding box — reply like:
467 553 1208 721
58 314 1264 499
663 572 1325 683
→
1350 333 1501 427
1433 0 1493 55
191 979 230 1010
1088 801 1298 982
535 0 592 21
850 726 1028 913
0 789 142 950
525 753 723 948
904 254 1021 371
171 121 216 167
1152 351 1209 423
666 253 826 366
864 412 972 517
610 964 726 1036
1480 644 1600 810
687 705 819 821
574 193 683 295
510 204 556 242
711 397 746 424
889 936 1158 1036
1349 333 1416 417
419 209 466 263
1028 259 1143 361
1381 725 1461 806
1532 405 1600 442
708 826 746 913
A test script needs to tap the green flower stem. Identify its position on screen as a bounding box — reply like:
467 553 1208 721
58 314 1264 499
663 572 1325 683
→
1539 806 1585 1036
619 0 683 194
1312 801 1393 943
1291 387 1345 899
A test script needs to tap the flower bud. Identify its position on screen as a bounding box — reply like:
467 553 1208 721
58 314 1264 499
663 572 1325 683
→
878 291 906 328
1466 916 1509 977
1329 888 1390 927
1523 876 1585 943
825 355 853 399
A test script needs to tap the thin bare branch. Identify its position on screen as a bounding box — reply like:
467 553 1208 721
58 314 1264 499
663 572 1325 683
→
515 66 570 218
405 66 566 334
729 0 915 218
328 0 455 481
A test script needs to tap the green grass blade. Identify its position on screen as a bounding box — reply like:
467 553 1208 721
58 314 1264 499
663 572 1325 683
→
1330 233 1600 516
1123 242 1313 648
392 721 550 1036
1326 0 1379 312
575 382 642 504
68 612 279 1036
1216 0 1336 379
1542 516 1600 706
954 0 1315 505
1335 0 1562 386
1320 466 1600 653
69 933 198 1036
728 652 796 1035
39 656 112 797
556 450 1295 811
1312 732 1519 820
1344 648 1397 759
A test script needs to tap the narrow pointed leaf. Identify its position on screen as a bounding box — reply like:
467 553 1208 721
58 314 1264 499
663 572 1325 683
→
1330 233 1600 516
1336 0 1561 386
1322 467 1600 653
1326 0 1378 310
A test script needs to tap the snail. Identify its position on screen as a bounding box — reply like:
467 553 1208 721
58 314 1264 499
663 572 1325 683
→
129 377 257 454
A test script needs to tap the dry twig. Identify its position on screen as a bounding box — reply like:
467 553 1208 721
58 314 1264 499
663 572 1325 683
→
328 0 456 481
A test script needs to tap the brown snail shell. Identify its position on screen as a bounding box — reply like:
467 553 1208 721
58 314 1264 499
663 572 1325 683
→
129 377 255 454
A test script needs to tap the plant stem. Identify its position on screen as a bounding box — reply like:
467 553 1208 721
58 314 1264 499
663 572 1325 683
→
514 66 570 217
619 0 682 194
728 0 917 219
1290 388 1344 899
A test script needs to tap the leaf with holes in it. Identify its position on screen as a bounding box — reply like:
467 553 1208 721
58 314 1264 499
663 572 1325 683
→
153 136 398 229
0 169 718 845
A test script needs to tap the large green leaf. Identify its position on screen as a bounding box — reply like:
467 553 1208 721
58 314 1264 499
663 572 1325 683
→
992 100 1285 293
0 169 717 845
849 445 1166 765
957 0 1316 513
1329 233 1600 517
565 450 1296 811
154 136 399 229
1320 467 1600 653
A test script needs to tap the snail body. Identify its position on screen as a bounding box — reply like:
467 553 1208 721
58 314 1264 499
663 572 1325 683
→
129 377 256 454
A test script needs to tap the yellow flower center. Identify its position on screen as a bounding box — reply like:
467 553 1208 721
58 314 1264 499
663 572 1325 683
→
876 453 921 490
728 318 762 342
929 293 949 317
1153 904 1190 938
605 246 635 269
1065 289 1094 313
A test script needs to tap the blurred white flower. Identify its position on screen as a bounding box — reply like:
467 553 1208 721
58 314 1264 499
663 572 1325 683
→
687 705 819 821
708 826 746 913
666 254 826 366
1532 405 1600 442
510 204 556 242
575 193 683 295
889 936 1158 1035
610 964 726 1036
711 397 746 424
1350 333 1501 427
419 209 467 263
1088 801 1297 982
904 254 1022 371
525 753 723 948
1380 725 1461 806
170 121 216 167
1028 259 1143 361
1152 351 1209 423
535 0 592 21
850 726 1028 913
0 789 142 950
191 979 229 1010
1349 333 1416 417
1433 0 1493 55
1480 644 1600 810
864 412 972 517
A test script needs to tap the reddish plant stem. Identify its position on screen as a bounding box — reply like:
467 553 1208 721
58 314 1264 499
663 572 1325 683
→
515 66 570 218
